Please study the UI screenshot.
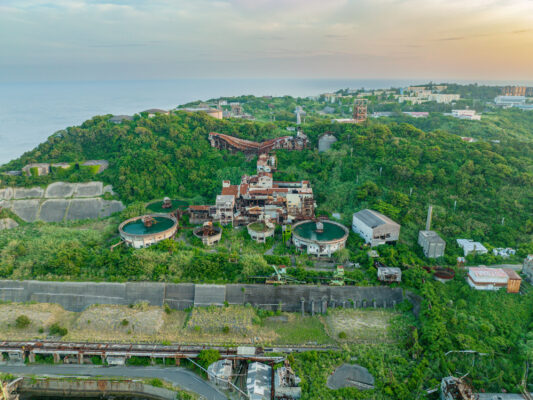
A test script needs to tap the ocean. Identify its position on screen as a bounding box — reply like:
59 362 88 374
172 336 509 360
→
0 78 527 166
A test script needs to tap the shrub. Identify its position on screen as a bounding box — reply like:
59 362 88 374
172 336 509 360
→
338 331 347 339
15 315 31 329
148 378 163 388
222 326 230 334
49 323 68 337
121 319 129 326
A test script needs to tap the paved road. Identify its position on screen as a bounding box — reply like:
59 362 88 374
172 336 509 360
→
0 364 228 400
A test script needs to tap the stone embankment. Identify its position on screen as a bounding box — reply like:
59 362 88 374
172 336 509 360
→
0 182 124 222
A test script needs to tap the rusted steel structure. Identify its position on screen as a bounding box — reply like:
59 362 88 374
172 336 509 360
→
208 131 308 155
353 99 368 123
0 341 283 365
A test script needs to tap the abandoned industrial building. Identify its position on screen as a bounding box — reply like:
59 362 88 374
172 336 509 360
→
418 230 446 258
467 266 521 293
208 130 308 155
352 209 401 247
189 157 315 227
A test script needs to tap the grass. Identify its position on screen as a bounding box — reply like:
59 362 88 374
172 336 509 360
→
0 301 400 347
262 314 334 345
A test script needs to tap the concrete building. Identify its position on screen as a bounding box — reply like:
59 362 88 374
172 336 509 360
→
492 247 516 258
377 266 402 283
467 267 507 291
207 359 233 389
352 209 401 247
501 86 526 96
109 115 133 123
428 93 460 104
256 154 277 173
22 163 50 177
142 108 170 117
522 255 533 284
451 109 481 120
189 156 314 226
181 107 223 119
418 230 446 258
494 95 526 107
457 239 488 256
81 160 109 173
403 112 429 118
247 362 272 400
318 133 337 153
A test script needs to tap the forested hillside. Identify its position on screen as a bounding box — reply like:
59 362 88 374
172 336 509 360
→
2 110 532 254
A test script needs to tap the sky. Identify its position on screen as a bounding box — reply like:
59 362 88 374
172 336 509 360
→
1 0 533 82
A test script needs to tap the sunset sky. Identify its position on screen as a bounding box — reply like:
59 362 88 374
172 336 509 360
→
1 0 533 82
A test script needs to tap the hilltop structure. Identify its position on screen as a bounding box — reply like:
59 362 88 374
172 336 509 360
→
208 130 308 155
189 156 315 226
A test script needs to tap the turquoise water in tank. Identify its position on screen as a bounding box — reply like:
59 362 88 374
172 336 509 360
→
122 216 175 235
293 221 347 241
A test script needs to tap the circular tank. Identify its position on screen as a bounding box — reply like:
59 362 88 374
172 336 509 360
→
247 221 275 243
292 220 349 256
433 267 455 283
193 222 222 246
146 198 189 213
119 214 178 248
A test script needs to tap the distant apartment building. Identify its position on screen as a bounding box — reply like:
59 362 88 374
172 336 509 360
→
501 86 526 96
403 112 429 118
494 95 526 107
427 93 460 104
397 96 427 105
352 209 401 247
451 109 481 120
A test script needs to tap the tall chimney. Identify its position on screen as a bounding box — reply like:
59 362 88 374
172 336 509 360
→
426 205 433 231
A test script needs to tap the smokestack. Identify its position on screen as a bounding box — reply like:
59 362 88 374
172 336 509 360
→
426 205 433 231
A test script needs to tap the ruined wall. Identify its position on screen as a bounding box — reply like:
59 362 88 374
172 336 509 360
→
0 182 124 222
0 280 412 314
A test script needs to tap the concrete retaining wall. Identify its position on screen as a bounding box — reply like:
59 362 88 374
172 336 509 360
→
19 378 177 400
0 182 124 222
0 280 413 314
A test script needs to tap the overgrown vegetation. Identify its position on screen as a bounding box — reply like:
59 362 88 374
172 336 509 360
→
0 89 532 398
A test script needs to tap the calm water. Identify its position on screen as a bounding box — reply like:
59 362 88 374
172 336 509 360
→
2 78 530 166
122 216 176 235
293 221 348 241
0 78 427 165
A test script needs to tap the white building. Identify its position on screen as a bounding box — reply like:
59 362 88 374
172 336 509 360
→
427 93 460 104
456 239 488 256
451 109 481 120
492 248 516 258
467 267 508 291
247 362 272 400
494 95 526 107
352 209 401 247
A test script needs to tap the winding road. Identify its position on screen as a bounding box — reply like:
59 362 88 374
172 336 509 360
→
0 364 228 400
